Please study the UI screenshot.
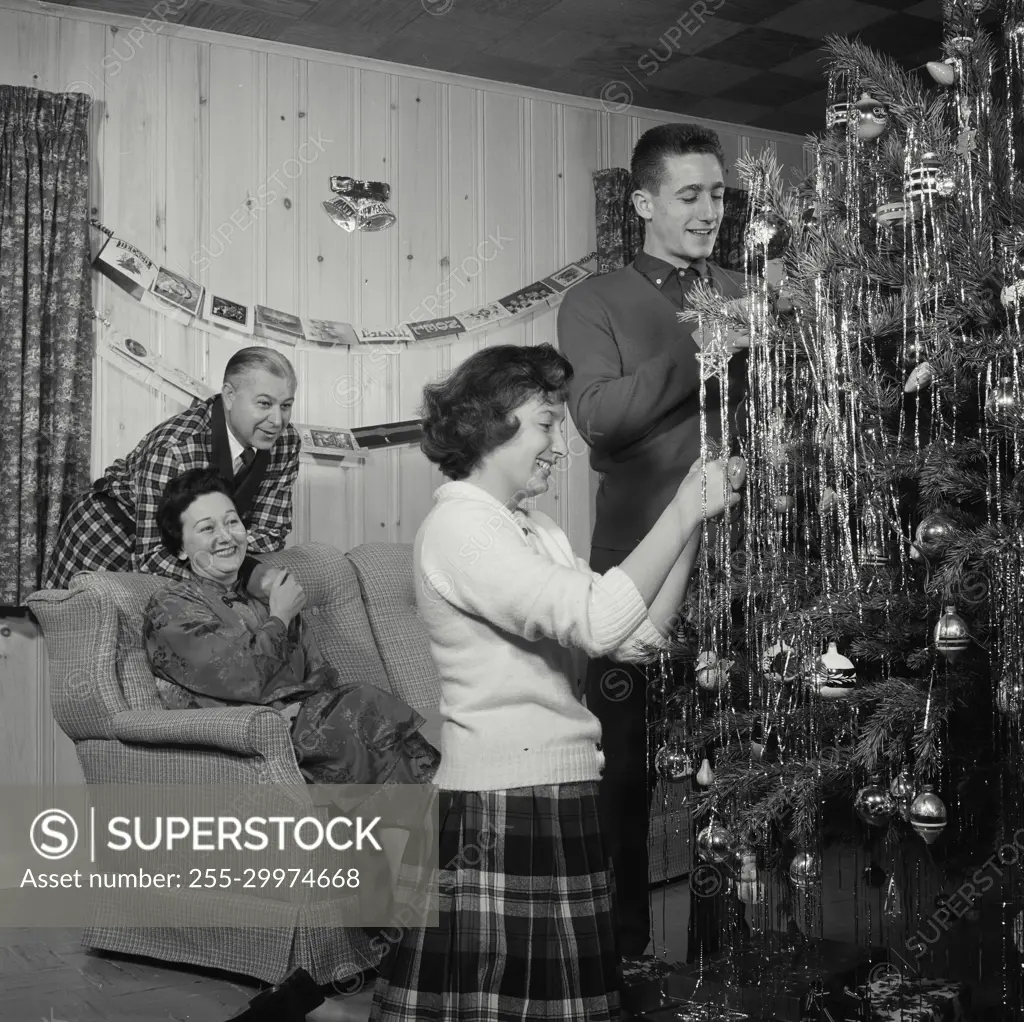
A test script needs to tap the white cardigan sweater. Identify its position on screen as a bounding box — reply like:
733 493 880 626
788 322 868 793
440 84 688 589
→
415 480 671 791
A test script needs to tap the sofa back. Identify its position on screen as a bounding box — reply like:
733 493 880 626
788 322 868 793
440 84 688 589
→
346 543 442 714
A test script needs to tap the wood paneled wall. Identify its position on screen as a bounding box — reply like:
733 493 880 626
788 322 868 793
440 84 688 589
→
0 0 807 785
1 0 807 557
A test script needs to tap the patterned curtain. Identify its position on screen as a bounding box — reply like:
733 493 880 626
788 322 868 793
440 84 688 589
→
0 87 94 606
592 167 750 274
593 168 645 276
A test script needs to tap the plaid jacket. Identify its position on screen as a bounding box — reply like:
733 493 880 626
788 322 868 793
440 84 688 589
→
45 396 301 588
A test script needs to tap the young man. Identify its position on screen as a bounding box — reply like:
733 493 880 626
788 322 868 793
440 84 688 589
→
557 123 749 962
45 347 300 596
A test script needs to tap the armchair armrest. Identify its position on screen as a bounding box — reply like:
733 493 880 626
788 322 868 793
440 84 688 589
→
110 705 295 759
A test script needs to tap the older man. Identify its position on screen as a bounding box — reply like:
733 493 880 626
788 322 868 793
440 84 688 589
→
45 347 300 594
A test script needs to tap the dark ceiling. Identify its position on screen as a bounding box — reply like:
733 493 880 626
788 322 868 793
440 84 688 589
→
60 0 951 134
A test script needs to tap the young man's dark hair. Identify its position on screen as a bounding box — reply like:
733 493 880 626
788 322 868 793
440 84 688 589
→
630 122 726 195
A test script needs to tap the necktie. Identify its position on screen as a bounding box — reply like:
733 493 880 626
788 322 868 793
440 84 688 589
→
234 447 255 480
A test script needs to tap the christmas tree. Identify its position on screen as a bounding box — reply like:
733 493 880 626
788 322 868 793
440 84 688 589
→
645 0 1024 1006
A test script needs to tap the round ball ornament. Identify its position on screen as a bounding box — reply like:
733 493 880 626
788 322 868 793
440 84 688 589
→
774 494 796 513
911 513 957 563
728 455 747 490
745 211 793 260
934 605 970 662
905 362 935 393
859 537 890 569
696 651 732 691
696 819 736 865
855 777 898 827
809 642 857 699
736 878 766 906
789 850 822 890
888 770 913 811
926 57 959 86
875 193 915 226
763 640 799 683
826 100 850 130
654 743 694 782
910 785 947 844
902 335 928 369
985 377 1024 426
905 153 955 202
734 846 758 882
854 92 888 140
1000 280 1024 308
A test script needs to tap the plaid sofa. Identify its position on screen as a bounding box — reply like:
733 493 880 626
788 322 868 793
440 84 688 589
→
26 541 442 986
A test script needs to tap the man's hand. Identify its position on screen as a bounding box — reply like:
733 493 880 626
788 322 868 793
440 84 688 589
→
692 322 750 358
690 297 752 357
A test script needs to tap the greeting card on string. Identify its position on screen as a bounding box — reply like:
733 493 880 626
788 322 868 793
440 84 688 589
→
406 316 465 342
541 262 592 293
296 424 362 457
300 318 360 348
255 305 306 345
356 325 414 345
203 291 255 336
142 266 206 325
94 235 157 300
456 302 512 331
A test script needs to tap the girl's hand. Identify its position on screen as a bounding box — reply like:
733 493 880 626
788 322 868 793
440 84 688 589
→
677 456 746 520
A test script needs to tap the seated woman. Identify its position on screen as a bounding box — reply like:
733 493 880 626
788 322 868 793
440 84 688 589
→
370 343 744 1022
143 467 439 790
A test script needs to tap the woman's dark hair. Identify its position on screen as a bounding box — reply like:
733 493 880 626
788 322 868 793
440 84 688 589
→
157 467 236 556
420 343 573 480
631 122 725 195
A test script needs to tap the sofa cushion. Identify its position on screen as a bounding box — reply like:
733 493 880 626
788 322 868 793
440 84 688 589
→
69 571 170 711
259 544 392 695
346 543 442 715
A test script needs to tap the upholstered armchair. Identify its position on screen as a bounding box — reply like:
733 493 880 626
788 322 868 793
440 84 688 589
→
27 541 442 986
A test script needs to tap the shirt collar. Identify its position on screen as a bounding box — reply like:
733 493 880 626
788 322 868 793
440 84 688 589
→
226 427 246 464
190 572 246 595
633 249 710 290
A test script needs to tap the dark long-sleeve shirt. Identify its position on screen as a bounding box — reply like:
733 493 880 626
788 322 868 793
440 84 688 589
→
557 252 747 552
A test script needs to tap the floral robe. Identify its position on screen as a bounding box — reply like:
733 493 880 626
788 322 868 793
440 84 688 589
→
143 575 439 787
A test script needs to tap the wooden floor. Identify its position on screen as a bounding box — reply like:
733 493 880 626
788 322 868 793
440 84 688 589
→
0 926 380 1021
0 840 1011 1021
0 927 261 1021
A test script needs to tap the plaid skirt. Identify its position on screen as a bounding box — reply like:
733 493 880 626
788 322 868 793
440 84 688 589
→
369 782 621 1021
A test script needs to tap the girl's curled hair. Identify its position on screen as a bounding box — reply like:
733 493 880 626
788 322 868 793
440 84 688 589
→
420 343 573 479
